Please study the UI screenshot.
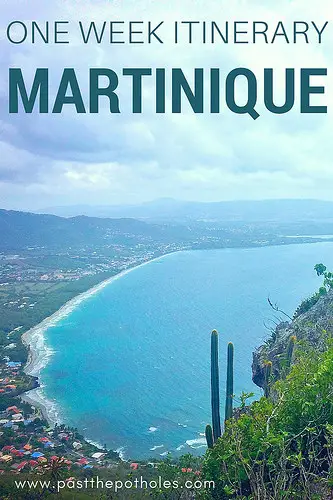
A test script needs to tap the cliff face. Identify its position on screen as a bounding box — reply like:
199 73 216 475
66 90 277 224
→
252 289 333 389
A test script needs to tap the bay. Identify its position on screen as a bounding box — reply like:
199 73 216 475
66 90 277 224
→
40 243 333 458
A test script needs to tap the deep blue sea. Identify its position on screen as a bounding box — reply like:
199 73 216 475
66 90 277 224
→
40 243 333 459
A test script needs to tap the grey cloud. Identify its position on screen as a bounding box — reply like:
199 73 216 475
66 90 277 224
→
0 0 332 206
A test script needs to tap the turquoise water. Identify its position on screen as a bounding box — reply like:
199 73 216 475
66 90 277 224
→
41 243 333 459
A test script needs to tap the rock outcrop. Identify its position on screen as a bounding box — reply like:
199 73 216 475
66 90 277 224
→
252 289 333 390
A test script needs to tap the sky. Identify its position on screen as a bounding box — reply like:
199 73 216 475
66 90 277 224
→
0 0 332 210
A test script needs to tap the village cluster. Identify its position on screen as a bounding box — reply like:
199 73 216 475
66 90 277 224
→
0 401 121 475
0 352 122 476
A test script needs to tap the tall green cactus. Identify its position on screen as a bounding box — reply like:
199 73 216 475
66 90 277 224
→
225 342 234 422
211 330 221 441
205 424 214 449
206 332 235 448
263 360 272 398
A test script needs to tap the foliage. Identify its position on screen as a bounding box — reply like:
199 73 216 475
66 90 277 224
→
294 263 333 318
201 338 333 499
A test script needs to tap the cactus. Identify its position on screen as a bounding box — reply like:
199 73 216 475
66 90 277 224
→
225 342 234 422
205 424 214 449
211 330 222 441
206 332 235 446
263 361 272 398
286 335 296 368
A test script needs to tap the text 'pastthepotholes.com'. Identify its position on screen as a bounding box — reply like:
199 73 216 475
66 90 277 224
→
15 475 215 493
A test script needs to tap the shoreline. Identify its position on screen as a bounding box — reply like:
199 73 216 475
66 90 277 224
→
18 240 330 449
19 239 327 423
21 251 177 429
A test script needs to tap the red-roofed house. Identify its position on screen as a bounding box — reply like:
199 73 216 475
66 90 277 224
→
16 461 28 471
6 406 20 414
2 446 14 452
12 450 24 458
77 458 88 465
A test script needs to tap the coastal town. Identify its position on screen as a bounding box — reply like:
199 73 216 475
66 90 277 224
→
0 239 187 478
0 352 203 498
0 211 214 496
0 286 207 499
0 321 120 476
0 399 118 473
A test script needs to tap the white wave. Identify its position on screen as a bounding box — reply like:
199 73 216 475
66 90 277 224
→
115 447 127 461
150 445 164 451
160 451 169 457
85 438 106 451
148 426 158 433
176 444 185 451
177 423 188 428
186 438 207 449
20 386 63 427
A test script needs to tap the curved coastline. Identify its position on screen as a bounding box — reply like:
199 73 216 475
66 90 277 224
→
20 251 177 429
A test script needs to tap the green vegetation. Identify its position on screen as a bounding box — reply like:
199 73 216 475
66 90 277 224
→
294 263 333 318
201 336 333 499
0 453 204 499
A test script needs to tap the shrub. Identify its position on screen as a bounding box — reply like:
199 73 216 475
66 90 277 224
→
201 339 333 499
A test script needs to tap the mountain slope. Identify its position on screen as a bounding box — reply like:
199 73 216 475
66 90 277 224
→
0 209 161 250
252 289 333 390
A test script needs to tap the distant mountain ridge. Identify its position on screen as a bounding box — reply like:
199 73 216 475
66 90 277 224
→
0 208 220 251
0 209 165 250
38 199 333 223
2 202 333 252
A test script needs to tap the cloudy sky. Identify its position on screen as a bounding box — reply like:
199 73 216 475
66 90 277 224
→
0 0 332 210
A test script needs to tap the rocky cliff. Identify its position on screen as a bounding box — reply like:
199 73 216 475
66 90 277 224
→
252 289 333 390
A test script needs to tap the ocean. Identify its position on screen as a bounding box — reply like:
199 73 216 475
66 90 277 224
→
26 242 333 459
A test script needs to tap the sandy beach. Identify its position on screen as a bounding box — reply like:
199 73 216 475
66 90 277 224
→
20 251 176 425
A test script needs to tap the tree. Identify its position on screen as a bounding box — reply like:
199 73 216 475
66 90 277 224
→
314 263 327 276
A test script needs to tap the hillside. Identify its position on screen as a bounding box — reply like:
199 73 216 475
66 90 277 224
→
202 275 333 499
0 209 156 250
2 207 320 254
252 288 333 391
0 209 200 251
